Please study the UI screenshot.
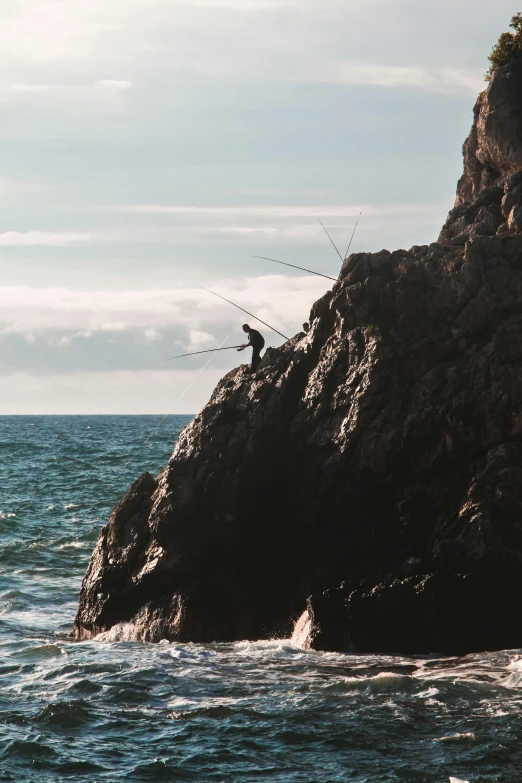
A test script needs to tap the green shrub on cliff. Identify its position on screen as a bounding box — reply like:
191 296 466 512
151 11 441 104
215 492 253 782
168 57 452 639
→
488 12 522 78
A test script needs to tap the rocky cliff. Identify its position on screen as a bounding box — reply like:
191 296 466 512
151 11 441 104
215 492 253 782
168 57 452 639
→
440 59 522 243
74 61 522 655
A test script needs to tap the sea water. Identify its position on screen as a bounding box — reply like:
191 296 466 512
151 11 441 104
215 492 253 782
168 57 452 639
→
1 415 521 783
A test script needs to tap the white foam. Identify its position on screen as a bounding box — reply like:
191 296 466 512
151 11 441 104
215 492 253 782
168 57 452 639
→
96 622 141 642
290 610 312 649
435 732 477 743
364 672 413 692
415 686 440 700
57 541 86 550
507 655 522 671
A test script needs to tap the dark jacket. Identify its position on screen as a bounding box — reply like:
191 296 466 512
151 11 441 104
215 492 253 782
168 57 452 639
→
247 328 265 351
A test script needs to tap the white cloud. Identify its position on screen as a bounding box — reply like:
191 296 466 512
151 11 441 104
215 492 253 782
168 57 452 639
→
0 231 93 246
188 330 215 349
218 227 280 236
6 80 132 94
0 80 135 113
0 200 445 249
117 204 364 217
0 275 326 338
143 328 161 342
330 63 484 94
0 177 50 197
0 1 491 94
0 1 116 64
114 203 443 218
97 80 132 89
439 68 486 94
9 83 57 92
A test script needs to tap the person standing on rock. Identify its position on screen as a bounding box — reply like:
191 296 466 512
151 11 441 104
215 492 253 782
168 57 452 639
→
238 324 265 373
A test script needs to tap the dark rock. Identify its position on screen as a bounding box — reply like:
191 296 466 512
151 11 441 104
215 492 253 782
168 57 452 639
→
308 571 522 656
73 61 522 655
74 232 522 653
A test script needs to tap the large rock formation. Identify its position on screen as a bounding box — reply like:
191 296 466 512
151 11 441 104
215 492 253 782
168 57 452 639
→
440 58 522 244
74 61 522 655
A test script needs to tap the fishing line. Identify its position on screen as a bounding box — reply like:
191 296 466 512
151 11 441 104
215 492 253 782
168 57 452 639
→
199 286 289 341
344 212 362 259
165 345 243 361
123 324 238 465
317 218 344 263
178 338 233 400
252 255 337 282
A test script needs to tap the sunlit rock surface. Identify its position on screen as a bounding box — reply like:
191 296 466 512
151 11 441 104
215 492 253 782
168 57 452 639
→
440 59 522 243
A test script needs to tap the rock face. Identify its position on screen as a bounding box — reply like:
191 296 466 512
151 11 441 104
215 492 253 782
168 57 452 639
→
440 59 522 244
74 63 522 655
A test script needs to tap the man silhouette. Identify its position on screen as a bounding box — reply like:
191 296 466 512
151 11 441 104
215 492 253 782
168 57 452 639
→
238 324 265 373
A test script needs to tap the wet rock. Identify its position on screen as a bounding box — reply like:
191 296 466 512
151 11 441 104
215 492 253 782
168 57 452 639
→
308 571 522 656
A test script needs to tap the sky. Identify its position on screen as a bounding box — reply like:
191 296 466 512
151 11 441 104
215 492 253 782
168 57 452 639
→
0 0 518 413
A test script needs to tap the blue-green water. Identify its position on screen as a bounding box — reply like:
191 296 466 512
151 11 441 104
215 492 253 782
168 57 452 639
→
1 416 521 783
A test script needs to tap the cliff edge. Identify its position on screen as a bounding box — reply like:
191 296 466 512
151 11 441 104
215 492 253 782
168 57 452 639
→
440 59 522 243
74 61 522 655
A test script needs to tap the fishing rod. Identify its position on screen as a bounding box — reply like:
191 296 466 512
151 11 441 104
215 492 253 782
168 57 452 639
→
253 254 337 283
317 218 344 263
165 345 243 362
131 326 238 459
199 286 289 341
345 212 362 259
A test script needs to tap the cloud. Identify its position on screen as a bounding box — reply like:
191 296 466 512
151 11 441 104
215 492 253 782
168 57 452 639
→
329 63 484 94
188 330 215 349
0 200 445 249
0 1 491 94
0 275 327 338
116 204 365 217
6 80 132 94
113 203 443 218
101 202 446 244
9 83 57 92
143 328 161 342
0 270 326 409
0 80 134 113
97 80 133 89
0 231 94 246
0 177 50 198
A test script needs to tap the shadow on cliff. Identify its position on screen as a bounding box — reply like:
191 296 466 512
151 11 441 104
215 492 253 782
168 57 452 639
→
74 58 522 655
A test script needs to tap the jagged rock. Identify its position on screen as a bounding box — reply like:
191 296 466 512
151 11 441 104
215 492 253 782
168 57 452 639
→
74 63 522 655
439 186 504 245
440 59 522 243
74 233 522 653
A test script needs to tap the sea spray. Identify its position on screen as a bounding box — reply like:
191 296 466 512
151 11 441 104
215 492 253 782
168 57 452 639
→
290 609 312 649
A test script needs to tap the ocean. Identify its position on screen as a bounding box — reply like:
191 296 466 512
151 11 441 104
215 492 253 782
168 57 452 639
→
1 415 521 783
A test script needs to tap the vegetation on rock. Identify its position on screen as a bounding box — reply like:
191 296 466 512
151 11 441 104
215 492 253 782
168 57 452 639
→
488 12 522 78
